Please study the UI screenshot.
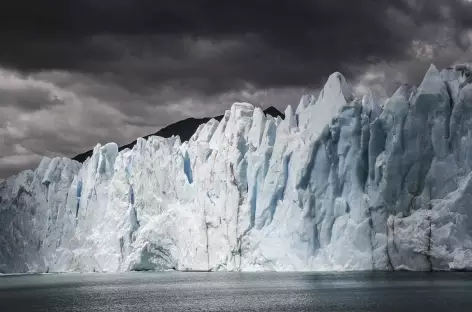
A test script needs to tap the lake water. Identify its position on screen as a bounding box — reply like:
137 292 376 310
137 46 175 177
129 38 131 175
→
0 271 471 311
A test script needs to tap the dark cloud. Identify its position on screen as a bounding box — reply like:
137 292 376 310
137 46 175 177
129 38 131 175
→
2 1 470 37
1 0 471 95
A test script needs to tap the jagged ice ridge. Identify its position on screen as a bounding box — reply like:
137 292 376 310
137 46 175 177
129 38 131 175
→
1 64 472 273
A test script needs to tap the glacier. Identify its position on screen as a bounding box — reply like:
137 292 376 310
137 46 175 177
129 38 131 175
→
1 64 472 273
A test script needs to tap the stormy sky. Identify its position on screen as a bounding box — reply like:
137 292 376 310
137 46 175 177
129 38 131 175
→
0 0 472 179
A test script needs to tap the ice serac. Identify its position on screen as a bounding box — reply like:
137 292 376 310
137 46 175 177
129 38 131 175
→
0 157 81 273
1 64 472 273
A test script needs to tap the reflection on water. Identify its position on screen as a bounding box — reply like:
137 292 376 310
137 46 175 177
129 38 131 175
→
0 271 471 311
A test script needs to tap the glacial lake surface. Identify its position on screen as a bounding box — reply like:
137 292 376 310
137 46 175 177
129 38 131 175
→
0 271 471 311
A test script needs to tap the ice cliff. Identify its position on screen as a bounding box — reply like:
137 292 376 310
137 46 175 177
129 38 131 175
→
2 64 472 273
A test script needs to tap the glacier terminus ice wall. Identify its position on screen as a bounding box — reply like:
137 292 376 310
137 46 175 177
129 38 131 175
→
1 64 472 273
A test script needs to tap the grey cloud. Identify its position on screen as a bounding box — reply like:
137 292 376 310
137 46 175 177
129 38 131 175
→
0 71 65 111
0 68 309 178
0 155 43 179
351 33 472 98
0 86 61 111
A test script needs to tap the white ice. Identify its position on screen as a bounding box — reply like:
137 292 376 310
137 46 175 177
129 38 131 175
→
1 64 472 273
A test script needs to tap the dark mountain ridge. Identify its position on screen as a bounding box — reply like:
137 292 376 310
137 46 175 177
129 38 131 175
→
72 106 285 163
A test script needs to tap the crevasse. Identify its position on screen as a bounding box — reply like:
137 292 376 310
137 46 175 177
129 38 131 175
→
1 64 472 273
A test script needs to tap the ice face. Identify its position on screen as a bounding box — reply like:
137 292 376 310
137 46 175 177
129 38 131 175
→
1 64 472 273
0 157 81 273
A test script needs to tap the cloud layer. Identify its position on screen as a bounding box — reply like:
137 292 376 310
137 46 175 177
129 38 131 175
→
0 0 472 179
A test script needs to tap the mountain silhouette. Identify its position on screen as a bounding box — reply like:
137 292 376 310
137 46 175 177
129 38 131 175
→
72 106 285 163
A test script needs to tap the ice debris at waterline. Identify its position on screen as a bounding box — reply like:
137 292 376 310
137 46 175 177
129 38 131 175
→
2 64 472 274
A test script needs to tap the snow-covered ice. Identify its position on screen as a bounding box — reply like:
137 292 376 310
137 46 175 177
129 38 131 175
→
2 64 472 273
